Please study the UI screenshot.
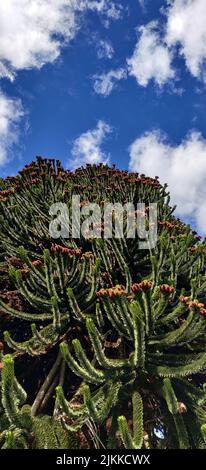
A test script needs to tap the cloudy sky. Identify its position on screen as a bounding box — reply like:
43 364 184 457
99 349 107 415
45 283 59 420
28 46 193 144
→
1 0 206 234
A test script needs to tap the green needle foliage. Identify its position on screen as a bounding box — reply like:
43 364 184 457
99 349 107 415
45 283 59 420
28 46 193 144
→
0 157 206 448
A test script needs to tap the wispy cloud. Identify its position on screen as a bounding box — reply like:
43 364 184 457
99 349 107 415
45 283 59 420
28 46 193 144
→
93 68 127 96
85 0 122 21
69 120 112 169
96 39 114 59
138 0 146 11
129 130 206 234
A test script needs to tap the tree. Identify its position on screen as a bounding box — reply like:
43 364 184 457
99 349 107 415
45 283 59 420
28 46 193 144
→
0 157 206 448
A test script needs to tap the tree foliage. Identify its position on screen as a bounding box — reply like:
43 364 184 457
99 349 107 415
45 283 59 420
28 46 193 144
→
0 157 206 448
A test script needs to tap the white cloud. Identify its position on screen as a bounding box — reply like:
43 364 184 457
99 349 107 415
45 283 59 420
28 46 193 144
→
129 130 206 234
0 63 15 82
85 0 122 20
0 0 121 166
0 1 77 76
69 120 112 169
128 1 206 87
127 22 175 87
93 68 127 96
166 0 206 81
96 39 114 59
0 92 24 166
0 0 121 79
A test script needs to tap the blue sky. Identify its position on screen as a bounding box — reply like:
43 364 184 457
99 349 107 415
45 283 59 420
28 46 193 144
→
1 1 206 234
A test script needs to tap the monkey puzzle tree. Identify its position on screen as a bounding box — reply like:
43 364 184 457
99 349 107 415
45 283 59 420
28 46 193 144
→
0 157 206 449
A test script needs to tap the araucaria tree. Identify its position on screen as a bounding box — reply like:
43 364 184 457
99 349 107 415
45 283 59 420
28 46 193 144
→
0 157 206 449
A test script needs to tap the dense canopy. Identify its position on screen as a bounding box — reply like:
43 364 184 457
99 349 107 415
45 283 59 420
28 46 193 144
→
0 157 206 449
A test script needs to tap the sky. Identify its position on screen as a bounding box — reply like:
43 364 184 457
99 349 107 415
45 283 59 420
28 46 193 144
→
1 0 206 235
